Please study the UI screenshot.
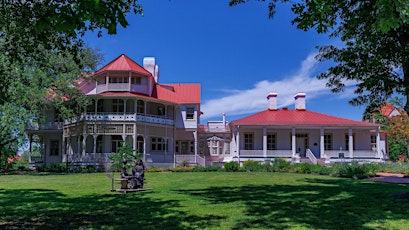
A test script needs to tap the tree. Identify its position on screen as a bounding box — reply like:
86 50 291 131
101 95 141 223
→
386 113 409 160
229 0 409 113
0 1 143 168
108 142 142 172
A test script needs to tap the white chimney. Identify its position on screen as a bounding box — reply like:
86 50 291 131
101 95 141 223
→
267 92 278 110
143 57 159 83
294 92 306 110
222 112 226 126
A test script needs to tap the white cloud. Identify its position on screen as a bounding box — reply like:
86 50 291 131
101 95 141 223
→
201 52 353 120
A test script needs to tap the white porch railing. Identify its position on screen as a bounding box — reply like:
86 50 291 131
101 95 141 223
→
26 122 63 131
324 150 379 159
64 112 174 126
306 149 317 164
240 150 292 158
175 154 196 164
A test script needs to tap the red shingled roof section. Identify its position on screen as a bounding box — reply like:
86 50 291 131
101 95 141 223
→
96 83 200 104
94 54 152 76
232 109 379 127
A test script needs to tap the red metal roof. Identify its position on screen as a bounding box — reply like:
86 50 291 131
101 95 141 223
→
95 83 200 104
154 84 200 104
94 54 152 76
232 109 379 127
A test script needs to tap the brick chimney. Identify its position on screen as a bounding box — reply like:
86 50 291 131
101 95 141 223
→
143 57 160 83
267 92 278 110
294 92 306 110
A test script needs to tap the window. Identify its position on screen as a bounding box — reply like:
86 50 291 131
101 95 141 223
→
345 134 355 150
137 100 144 114
96 136 103 153
190 141 194 153
244 133 253 150
151 137 167 151
109 76 128 83
131 76 141 84
371 135 377 150
267 133 276 150
111 136 122 153
112 99 124 113
186 107 195 120
97 100 104 112
224 141 230 154
50 140 59 156
324 134 332 150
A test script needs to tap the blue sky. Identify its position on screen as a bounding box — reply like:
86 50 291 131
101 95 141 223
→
84 0 364 124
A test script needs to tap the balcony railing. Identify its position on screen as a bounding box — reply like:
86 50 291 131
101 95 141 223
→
26 122 63 131
64 112 174 126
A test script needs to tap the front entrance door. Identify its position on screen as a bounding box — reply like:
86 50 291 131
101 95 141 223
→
296 134 308 157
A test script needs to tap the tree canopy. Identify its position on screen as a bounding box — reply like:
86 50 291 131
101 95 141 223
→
230 0 409 113
0 1 143 168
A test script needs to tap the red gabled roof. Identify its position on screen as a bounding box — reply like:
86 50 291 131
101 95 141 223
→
94 54 152 76
379 102 404 117
232 109 379 127
95 83 200 104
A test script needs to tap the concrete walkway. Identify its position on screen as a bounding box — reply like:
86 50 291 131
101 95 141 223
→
366 173 409 184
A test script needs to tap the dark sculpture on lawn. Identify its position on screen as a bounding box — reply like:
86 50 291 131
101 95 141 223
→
119 158 145 189
129 159 145 189
120 159 129 178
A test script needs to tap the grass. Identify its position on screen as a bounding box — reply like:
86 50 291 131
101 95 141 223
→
1 172 409 229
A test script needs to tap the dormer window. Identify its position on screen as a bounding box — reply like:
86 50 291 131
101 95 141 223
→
186 107 195 120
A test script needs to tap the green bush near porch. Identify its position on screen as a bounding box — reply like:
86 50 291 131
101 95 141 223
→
1 172 409 229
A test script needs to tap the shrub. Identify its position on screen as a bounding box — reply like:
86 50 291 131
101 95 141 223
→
192 165 223 172
312 165 333 175
170 167 193 172
224 161 240 172
332 162 376 179
178 160 190 167
242 160 262 172
293 163 313 174
272 158 291 172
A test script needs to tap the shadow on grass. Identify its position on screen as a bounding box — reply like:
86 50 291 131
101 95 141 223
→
0 189 224 229
177 177 409 229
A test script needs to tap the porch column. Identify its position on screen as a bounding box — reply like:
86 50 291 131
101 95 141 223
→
123 99 127 114
95 99 98 114
193 130 198 163
320 128 325 158
77 136 81 155
236 126 240 164
348 128 353 158
263 127 267 159
82 134 87 156
292 128 296 157
29 134 32 163
128 72 132 91
376 127 381 158
93 135 98 154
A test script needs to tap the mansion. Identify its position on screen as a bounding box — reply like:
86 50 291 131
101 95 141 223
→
26 54 387 169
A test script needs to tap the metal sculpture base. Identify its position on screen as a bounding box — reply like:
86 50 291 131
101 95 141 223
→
112 188 152 194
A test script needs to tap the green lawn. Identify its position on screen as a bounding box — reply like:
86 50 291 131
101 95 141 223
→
1 172 409 229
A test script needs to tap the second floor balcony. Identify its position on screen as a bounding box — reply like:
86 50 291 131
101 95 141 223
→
26 122 63 131
64 112 174 126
